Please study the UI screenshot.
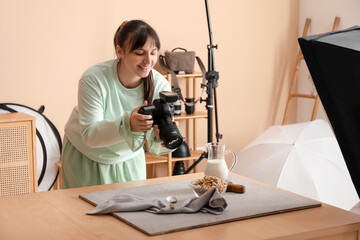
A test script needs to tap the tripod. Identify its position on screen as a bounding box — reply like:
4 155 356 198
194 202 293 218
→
184 0 222 174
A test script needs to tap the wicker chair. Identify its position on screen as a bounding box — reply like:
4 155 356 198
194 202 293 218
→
0 113 38 196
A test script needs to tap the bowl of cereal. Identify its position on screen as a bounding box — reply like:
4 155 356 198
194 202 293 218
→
189 176 227 197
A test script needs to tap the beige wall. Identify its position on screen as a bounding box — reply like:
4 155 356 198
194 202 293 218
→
0 0 299 169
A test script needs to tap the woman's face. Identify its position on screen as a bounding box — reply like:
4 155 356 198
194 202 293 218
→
117 37 158 80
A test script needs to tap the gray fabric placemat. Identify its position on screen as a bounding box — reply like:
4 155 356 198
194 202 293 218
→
79 175 321 236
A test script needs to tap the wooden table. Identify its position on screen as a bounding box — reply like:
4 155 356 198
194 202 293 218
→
1 173 360 240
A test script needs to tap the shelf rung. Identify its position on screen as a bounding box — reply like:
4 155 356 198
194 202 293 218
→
291 93 317 99
145 158 168 165
145 150 204 165
174 111 207 120
162 72 203 78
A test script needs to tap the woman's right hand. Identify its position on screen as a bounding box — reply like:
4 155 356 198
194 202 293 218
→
130 101 153 132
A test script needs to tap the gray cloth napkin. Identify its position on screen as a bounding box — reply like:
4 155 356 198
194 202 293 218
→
87 188 227 215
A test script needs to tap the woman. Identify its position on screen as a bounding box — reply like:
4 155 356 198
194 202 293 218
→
61 20 173 189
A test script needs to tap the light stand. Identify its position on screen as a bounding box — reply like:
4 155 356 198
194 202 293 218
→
184 0 222 174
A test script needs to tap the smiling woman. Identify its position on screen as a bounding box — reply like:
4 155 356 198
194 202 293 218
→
114 20 160 91
61 20 175 189
0 0 301 180
116 39 159 89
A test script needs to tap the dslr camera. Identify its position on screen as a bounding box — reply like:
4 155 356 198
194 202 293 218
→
138 91 183 149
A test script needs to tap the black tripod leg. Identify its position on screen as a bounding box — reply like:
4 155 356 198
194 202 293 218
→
184 152 208 174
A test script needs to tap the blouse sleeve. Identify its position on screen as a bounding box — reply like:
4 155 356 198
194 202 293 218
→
146 130 173 156
77 77 145 151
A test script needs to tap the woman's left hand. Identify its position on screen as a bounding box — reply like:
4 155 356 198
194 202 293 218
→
154 124 166 147
154 124 161 142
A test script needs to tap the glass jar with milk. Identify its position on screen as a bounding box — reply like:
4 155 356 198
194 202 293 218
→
204 142 237 180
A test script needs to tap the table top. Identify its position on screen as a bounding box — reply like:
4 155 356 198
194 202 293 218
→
1 173 360 240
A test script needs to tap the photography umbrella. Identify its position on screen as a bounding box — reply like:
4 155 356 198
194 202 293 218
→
234 120 359 210
299 26 360 200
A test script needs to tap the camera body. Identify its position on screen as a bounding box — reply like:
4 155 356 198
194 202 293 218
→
138 91 183 149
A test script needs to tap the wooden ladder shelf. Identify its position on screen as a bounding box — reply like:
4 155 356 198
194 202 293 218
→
282 17 340 125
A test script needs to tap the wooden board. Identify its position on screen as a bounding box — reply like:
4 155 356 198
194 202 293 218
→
80 175 321 236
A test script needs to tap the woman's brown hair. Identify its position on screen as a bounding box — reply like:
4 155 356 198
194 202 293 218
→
114 20 161 104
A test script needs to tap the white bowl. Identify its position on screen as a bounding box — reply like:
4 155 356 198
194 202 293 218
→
189 176 227 197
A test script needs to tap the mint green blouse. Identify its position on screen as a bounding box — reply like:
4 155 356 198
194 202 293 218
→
61 59 172 188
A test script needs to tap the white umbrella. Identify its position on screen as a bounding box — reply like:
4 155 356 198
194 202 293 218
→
234 120 359 210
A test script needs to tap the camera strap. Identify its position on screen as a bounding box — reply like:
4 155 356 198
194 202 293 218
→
159 55 206 106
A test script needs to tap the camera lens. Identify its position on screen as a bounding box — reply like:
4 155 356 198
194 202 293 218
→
166 136 183 149
173 100 181 115
172 161 185 175
160 124 183 149
185 98 195 114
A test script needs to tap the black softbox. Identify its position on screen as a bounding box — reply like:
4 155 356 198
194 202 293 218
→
299 26 360 198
